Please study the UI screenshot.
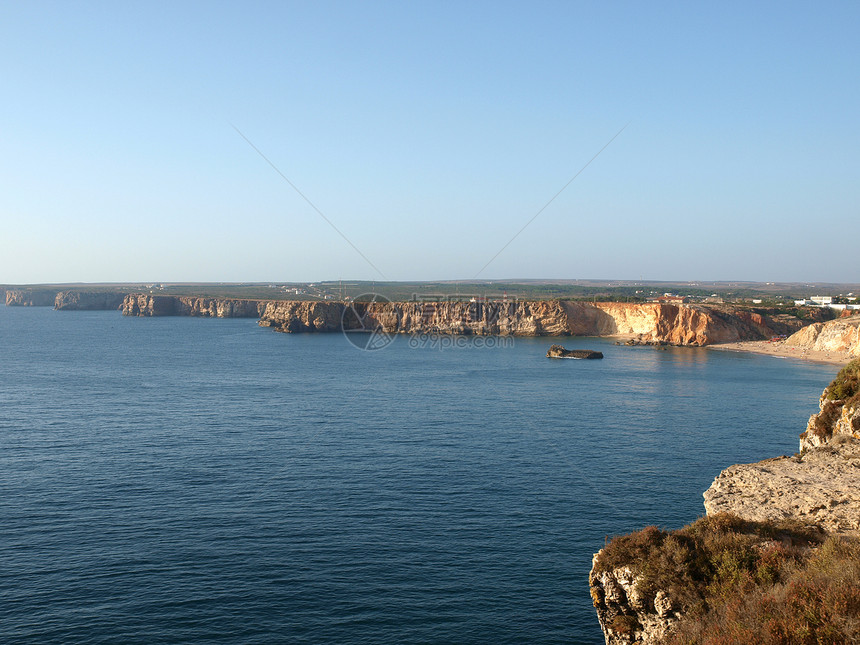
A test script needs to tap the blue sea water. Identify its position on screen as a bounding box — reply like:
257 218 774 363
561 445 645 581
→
0 306 837 644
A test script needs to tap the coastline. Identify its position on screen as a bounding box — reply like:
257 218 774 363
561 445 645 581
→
707 339 852 365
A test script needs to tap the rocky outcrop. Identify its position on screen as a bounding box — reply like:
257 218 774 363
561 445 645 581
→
122 294 269 318
258 300 346 332
5 289 58 306
589 559 681 644
785 315 860 358
593 359 860 643
798 363 860 451
54 290 127 311
702 441 860 535
546 345 603 359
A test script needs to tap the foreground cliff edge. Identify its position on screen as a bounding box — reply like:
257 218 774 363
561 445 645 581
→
590 360 860 644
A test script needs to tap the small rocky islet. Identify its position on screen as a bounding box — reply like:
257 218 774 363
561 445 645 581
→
545 344 603 359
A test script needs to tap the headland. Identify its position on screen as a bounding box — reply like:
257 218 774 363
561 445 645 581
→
589 359 860 643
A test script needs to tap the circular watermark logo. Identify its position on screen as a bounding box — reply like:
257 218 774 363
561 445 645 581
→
341 292 395 351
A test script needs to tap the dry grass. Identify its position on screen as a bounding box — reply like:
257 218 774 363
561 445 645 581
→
665 535 860 644
595 514 860 643
596 514 823 609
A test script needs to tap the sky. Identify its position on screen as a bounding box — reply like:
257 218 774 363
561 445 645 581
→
1 1 858 284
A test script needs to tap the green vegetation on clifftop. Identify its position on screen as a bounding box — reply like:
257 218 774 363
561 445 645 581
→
826 359 860 405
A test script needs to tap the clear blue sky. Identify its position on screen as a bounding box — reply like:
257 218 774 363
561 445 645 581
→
2 1 857 284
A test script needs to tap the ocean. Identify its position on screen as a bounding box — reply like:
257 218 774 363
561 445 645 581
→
0 306 836 644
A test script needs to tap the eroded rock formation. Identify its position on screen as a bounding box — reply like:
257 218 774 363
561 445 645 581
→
702 442 860 535
119 295 813 347
54 290 127 311
589 560 681 644
260 299 807 344
258 300 346 332
798 360 860 452
785 315 860 357
588 302 806 346
5 289 58 306
122 294 269 318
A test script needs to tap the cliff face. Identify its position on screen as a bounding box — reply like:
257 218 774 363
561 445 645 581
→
257 299 573 335
5 289 58 306
258 300 346 332
120 295 811 346
586 302 805 345
785 315 860 358
589 560 680 644
54 290 127 311
259 299 806 344
258 300 572 335
122 294 269 318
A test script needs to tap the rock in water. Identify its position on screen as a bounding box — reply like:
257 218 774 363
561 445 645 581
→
546 344 603 359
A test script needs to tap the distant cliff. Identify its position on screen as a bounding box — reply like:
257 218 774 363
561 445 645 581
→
260 299 573 335
123 295 812 346
54 290 127 311
262 299 808 345
785 314 860 357
5 289 58 306
122 294 268 318
570 302 806 346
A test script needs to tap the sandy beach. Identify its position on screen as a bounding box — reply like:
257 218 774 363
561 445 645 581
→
707 340 853 366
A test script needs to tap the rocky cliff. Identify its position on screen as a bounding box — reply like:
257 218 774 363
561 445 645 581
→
785 315 860 358
5 289 58 306
260 299 574 335
122 294 269 318
702 443 860 535
592 359 860 643
798 362 860 451
259 299 806 345
119 295 811 346
54 290 127 311
586 303 806 346
258 300 347 331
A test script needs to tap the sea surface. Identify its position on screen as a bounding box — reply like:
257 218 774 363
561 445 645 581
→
0 306 837 644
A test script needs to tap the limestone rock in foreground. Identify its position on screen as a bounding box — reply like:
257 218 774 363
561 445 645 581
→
703 440 860 535
589 557 680 644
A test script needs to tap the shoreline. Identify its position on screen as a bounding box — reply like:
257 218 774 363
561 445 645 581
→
707 339 852 365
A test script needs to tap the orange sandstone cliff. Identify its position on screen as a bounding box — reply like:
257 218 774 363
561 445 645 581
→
121 294 808 346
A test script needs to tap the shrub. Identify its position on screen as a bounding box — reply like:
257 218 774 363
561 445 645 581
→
658 532 859 644
609 614 641 635
595 514 845 643
826 359 860 405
